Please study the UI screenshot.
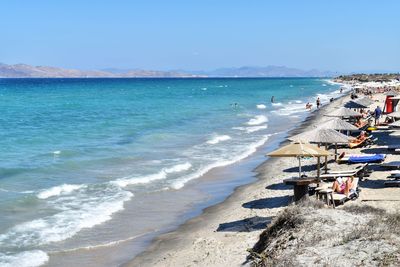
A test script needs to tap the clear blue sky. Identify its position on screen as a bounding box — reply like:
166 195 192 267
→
1 0 399 73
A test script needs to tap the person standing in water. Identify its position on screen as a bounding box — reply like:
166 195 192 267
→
316 97 321 109
271 96 274 103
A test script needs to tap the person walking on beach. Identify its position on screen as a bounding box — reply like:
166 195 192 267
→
374 105 382 125
316 97 321 109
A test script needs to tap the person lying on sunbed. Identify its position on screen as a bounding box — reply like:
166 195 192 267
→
332 176 354 197
350 131 367 143
354 118 368 128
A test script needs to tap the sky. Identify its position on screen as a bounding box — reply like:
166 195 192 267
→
1 0 399 73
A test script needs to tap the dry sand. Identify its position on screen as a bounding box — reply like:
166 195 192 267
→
127 91 400 267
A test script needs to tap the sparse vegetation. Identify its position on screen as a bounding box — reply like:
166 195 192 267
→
248 203 400 267
334 73 400 83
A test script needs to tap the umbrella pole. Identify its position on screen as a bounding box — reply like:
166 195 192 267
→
335 143 338 161
298 157 302 178
317 143 321 177
324 143 328 173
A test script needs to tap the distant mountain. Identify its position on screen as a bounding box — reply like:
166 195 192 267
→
0 63 196 78
0 63 336 78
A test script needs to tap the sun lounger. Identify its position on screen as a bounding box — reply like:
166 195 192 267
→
316 178 359 206
384 180 400 187
348 135 376 148
338 154 385 164
384 145 400 150
327 163 369 174
381 161 400 169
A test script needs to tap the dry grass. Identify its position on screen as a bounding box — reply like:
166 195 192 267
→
249 203 400 267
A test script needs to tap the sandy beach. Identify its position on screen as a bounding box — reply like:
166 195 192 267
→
128 85 400 266
127 91 347 266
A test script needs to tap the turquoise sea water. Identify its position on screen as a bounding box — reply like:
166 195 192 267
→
0 78 343 266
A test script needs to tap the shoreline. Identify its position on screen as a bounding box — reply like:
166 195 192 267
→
127 89 350 266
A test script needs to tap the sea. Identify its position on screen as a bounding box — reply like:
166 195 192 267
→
0 78 346 266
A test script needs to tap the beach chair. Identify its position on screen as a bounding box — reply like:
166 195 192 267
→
323 163 370 179
332 177 360 205
385 170 400 187
315 178 359 207
338 153 386 164
380 161 400 169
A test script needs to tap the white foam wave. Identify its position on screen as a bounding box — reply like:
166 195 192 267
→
171 135 270 189
163 162 192 173
245 125 267 133
295 100 302 103
247 115 268 125
272 102 283 106
53 150 61 155
0 250 49 267
37 184 84 199
256 104 266 109
207 135 231 145
112 162 192 187
0 186 133 247
112 172 167 187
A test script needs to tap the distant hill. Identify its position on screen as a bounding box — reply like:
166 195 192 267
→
0 63 336 78
0 63 195 78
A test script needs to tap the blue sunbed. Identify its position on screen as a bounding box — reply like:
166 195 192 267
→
348 154 385 163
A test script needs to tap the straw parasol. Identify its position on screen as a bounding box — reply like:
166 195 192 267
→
289 128 353 144
344 100 368 109
267 142 331 178
384 90 398 96
387 111 400 118
354 97 374 106
289 128 354 174
318 118 359 131
325 107 362 118
389 120 400 128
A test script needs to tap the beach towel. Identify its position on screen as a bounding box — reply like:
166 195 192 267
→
348 154 385 163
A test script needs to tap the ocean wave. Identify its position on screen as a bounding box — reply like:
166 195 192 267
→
256 104 266 109
171 135 270 189
246 115 268 125
271 102 283 106
37 184 84 199
245 125 268 133
0 250 49 267
0 186 133 248
206 135 231 145
112 162 192 187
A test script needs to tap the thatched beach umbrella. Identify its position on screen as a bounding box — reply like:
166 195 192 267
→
354 97 375 107
387 111 400 118
289 128 354 174
317 119 358 161
344 100 368 109
325 107 362 118
384 90 398 96
267 142 331 178
318 118 359 131
389 120 400 128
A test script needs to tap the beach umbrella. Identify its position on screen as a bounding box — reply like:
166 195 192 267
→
267 142 331 178
389 120 400 128
387 111 400 118
325 107 362 118
289 128 354 144
344 100 368 109
289 128 354 174
354 97 375 107
318 118 359 131
384 90 398 96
